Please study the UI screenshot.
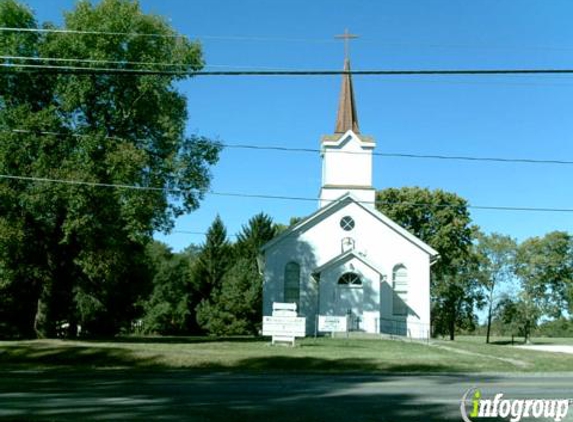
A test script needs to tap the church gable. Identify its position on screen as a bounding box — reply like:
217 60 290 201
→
262 193 438 260
321 130 375 151
312 249 384 277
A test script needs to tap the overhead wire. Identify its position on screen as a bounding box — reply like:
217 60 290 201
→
3 27 573 53
0 172 571 214
2 128 573 166
4 62 573 76
0 55 301 72
0 26 188 39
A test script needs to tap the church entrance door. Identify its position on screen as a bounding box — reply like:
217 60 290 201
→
335 285 364 331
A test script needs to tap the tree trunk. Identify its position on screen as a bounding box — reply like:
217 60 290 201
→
33 283 55 338
33 297 52 338
524 320 531 344
486 300 493 344
449 317 455 341
486 284 496 344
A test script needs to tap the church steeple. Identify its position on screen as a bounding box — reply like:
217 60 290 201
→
319 30 376 209
335 58 359 134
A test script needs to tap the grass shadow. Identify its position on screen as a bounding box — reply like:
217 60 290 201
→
0 342 159 369
109 335 265 345
488 340 523 346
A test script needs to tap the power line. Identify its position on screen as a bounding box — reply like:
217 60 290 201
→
0 55 196 69
4 27 573 53
6 56 573 84
222 143 573 166
4 62 573 77
0 26 188 39
3 129 573 166
0 173 169 192
6 56 573 86
0 55 294 71
0 172 572 213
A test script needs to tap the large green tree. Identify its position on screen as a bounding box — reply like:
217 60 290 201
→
496 293 540 344
0 0 220 337
494 231 572 343
376 187 477 340
140 241 198 335
515 231 573 319
474 232 517 343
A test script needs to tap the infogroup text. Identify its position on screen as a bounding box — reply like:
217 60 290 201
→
461 388 570 422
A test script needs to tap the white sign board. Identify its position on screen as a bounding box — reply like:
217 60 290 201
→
262 316 306 337
318 315 349 333
263 302 306 345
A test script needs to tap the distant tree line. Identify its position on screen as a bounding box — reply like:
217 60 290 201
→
139 188 573 341
378 187 573 343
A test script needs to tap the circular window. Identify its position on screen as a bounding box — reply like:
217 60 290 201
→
340 216 355 231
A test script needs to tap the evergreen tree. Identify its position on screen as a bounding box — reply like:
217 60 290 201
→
194 216 232 331
197 213 277 335
193 216 232 301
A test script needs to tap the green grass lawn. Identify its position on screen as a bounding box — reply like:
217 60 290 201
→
0 335 571 373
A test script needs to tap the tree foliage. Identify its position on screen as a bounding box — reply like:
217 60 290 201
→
515 231 573 318
193 215 233 303
376 187 477 339
474 232 517 343
0 0 220 338
139 241 198 335
496 294 540 344
196 213 277 335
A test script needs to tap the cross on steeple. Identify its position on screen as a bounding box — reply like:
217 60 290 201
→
335 29 359 61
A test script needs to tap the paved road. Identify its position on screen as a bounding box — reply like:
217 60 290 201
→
1 370 572 421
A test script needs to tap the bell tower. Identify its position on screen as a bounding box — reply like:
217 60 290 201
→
319 31 376 209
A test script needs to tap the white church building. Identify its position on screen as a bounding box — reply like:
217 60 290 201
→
261 56 439 339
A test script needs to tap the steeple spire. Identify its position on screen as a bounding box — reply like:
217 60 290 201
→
335 58 359 134
334 29 359 134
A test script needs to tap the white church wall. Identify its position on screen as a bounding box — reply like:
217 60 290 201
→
262 233 321 334
263 199 432 337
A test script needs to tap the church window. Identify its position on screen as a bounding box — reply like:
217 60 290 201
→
284 262 300 305
340 216 355 231
392 265 408 316
338 272 362 286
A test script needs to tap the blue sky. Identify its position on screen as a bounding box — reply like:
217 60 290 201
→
23 0 573 251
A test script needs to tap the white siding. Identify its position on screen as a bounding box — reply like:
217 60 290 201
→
263 200 432 338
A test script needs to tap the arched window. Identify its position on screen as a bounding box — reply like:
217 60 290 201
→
392 265 408 316
284 262 300 305
338 272 362 286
